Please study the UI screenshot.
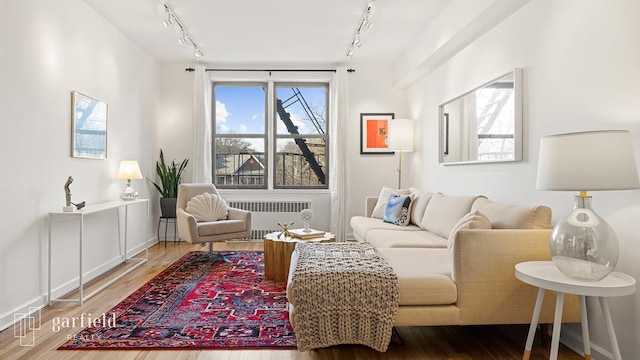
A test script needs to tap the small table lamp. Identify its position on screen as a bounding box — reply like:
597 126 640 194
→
536 130 640 281
388 119 414 189
118 160 143 200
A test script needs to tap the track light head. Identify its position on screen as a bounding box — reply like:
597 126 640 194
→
162 14 173 28
354 34 361 47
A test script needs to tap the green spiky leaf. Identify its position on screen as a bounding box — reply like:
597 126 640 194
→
147 149 189 198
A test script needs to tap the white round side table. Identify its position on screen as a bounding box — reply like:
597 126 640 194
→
515 261 636 360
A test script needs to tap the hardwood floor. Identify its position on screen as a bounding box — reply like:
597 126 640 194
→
0 240 583 360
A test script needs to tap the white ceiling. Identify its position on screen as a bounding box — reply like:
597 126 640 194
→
84 0 450 66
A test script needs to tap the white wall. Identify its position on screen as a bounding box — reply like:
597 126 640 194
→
345 64 411 231
404 0 640 358
0 0 159 329
157 63 195 181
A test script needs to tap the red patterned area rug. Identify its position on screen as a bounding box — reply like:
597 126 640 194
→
58 251 297 350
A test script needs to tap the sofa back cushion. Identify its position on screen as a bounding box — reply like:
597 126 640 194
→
471 197 552 229
408 188 436 226
420 194 483 238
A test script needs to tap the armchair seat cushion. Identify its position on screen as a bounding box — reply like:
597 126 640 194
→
197 219 247 236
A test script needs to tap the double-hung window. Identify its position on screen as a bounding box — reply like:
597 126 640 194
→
213 81 329 189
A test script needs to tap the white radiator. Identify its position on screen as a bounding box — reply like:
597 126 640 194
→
227 200 312 240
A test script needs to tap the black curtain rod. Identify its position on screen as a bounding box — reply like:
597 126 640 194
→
185 67 355 73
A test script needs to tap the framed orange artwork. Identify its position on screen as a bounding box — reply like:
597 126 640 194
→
360 113 395 154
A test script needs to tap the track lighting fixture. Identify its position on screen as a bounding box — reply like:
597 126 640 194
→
346 0 376 58
159 2 204 59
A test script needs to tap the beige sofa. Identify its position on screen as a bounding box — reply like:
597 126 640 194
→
349 188 580 326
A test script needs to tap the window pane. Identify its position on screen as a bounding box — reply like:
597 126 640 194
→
276 86 327 135
214 138 265 187
475 85 515 161
275 139 326 187
478 138 515 161
475 87 514 135
215 85 266 135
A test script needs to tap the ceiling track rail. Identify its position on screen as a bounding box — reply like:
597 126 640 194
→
185 68 356 73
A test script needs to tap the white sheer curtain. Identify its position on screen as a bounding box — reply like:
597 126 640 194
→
192 65 212 183
329 67 348 241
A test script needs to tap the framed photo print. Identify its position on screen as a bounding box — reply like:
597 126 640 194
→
72 91 107 159
360 113 394 154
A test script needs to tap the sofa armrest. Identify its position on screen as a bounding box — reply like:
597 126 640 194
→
365 196 377 217
452 229 580 325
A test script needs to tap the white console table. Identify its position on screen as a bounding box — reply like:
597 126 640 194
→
48 199 149 305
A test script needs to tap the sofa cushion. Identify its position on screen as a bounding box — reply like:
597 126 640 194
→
378 248 457 306
471 197 552 229
408 188 436 226
371 187 410 219
420 194 483 238
366 229 447 249
447 210 492 260
383 193 414 226
350 216 421 241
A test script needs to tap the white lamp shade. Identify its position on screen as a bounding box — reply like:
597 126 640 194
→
118 161 143 180
536 130 640 191
388 119 414 152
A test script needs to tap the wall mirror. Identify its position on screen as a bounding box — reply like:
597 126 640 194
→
439 68 522 165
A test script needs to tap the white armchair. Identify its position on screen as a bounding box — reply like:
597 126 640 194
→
177 183 251 254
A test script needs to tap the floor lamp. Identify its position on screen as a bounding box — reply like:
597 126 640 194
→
388 119 414 189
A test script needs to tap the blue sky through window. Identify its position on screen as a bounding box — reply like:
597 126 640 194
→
215 85 327 152
215 86 266 135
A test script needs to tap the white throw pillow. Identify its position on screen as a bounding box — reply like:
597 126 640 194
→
186 193 229 222
371 187 410 219
447 210 492 261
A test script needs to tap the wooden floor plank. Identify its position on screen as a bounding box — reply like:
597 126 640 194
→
0 241 583 360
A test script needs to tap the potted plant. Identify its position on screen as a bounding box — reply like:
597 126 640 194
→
148 149 189 218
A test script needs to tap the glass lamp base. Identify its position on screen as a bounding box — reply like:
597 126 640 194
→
550 195 618 281
120 186 139 201
552 256 613 281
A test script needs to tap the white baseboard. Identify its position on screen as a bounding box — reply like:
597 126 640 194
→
0 297 45 331
0 237 157 331
560 327 613 360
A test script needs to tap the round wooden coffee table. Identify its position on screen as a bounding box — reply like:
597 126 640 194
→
263 230 336 283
